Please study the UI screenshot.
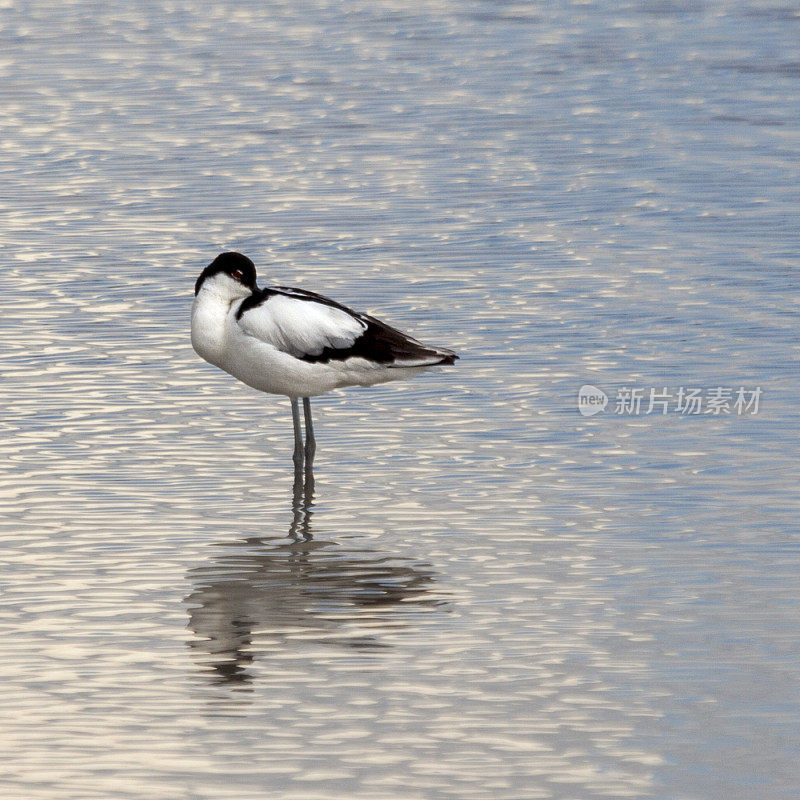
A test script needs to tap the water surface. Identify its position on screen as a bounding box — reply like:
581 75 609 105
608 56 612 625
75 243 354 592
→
1 1 799 798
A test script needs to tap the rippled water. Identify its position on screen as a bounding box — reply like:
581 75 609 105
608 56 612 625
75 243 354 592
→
2 1 799 798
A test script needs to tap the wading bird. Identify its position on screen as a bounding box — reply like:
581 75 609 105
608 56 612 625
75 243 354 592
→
191 252 458 468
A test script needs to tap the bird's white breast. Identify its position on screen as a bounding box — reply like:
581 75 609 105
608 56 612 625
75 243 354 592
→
191 291 230 369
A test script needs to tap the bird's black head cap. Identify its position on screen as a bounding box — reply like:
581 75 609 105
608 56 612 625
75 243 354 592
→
195 252 258 295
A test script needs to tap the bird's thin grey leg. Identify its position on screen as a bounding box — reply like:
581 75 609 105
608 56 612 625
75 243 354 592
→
291 397 304 469
302 397 316 463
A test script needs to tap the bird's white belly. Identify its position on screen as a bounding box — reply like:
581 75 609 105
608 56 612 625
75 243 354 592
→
220 328 423 398
223 330 339 397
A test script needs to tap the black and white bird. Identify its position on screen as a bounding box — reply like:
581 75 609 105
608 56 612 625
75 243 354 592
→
191 252 458 462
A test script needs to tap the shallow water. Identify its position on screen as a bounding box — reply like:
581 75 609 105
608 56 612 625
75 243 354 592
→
2 1 799 798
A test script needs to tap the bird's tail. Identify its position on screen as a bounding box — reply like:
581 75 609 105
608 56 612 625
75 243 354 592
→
431 348 458 366
391 346 458 368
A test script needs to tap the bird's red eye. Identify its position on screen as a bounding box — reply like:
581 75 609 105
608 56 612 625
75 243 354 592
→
232 269 243 280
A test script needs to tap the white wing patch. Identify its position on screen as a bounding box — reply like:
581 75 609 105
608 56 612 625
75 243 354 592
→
237 293 366 359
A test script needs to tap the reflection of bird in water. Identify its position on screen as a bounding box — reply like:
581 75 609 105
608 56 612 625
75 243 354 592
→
186 450 443 684
186 536 442 685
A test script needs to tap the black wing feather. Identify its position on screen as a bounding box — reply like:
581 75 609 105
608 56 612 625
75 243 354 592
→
300 312 457 366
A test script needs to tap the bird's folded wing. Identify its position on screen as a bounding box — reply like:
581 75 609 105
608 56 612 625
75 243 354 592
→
237 292 367 360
